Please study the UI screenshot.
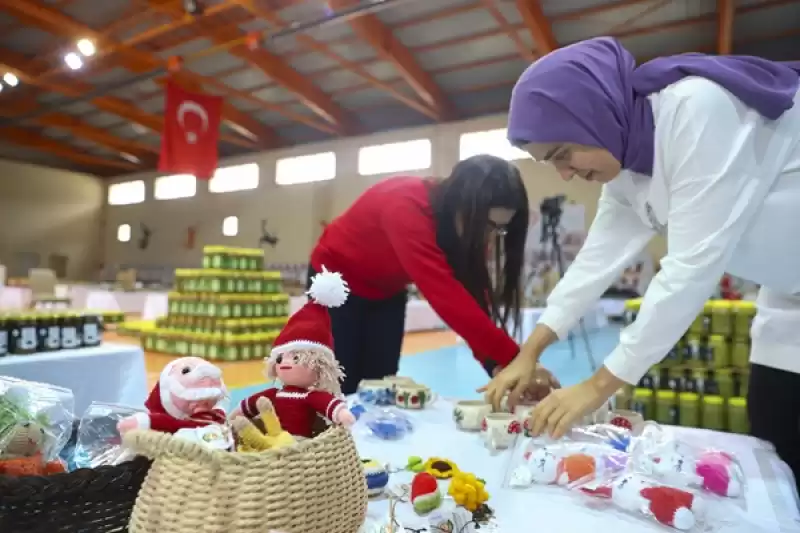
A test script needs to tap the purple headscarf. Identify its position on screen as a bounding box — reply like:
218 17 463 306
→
507 37 800 175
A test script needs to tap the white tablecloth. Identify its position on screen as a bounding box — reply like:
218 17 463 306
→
0 343 149 415
355 398 800 533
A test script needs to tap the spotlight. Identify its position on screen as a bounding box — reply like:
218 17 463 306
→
183 0 204 15
2 73 18 87
77 38 96 57
64 52 83 70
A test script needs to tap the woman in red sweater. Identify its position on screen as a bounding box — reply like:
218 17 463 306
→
310 154 559 394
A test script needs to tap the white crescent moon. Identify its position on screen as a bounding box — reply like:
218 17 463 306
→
177 101 209 144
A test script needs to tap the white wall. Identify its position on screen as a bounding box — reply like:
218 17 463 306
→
0 159 104 279
103 113 665 271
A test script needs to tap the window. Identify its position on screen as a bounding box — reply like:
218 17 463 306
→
459 128 528 161
117 224 131 242
358 138 432 176
209 163 260 193
154 174 196 200
275 151 336 185
222 216 239 237
108 180 145 205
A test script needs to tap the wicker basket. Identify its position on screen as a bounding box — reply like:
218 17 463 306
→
0 456 151 533
124 426 368 533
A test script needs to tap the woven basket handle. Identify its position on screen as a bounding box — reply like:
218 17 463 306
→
123 429 219 464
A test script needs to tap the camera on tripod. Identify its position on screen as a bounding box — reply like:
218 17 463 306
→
539 194 566 219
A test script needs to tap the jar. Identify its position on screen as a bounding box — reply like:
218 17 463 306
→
682 336 707 367
701 395 725 431
175 333 190 356
252 334 265 361
655 389 678 425
727 397 749 434
205 333 223 361
710 300 733 337
731 300 756 341
168 293 182 315
203 246 226 270
143 332 157 352
241 295 253 318
235 272 247 293
174 269 189 292
81 312 102 347
623 299 640 326
155 331 170 353
223 271 236 293
689 302 713 336
678 392 700 428
36 313 55 352
630 388 654 420
224 335 239 361
60 313 82 350
248 272 262 293
731 339 750 368
240 335 254 360
218 296 232 319
706 335 730 368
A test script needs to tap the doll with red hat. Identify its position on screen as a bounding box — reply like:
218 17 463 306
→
231 267 356 438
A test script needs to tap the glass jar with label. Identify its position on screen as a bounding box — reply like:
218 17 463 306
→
61 313 82 350
623 299 640 326
706 335 730 368
731 300 756 341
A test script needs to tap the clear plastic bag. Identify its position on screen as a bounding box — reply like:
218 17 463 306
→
576 472 710 532
628 426 747 506
72 402 145 469
504 434 629 490
0 377 75 474
356 406 413 441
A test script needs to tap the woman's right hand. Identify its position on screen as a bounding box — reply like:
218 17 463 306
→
478 349 540 411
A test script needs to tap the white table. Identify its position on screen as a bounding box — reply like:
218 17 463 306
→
355 398 800 533
0 343 149 416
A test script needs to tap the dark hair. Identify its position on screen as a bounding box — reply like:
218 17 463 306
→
429 154 529 336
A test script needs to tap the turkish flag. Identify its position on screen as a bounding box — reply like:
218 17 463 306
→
158 81 223 180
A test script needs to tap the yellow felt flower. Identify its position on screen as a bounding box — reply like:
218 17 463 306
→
422 457 459 479
448 471 489 512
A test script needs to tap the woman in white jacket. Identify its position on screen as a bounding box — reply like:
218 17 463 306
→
482 37 800 486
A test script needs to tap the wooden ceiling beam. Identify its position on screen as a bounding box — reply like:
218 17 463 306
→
0 127 141 171
717 0 736 55
0 0 270 148
515 0 558 54
148 0 355 134
229 0 441 121
327 0 455 121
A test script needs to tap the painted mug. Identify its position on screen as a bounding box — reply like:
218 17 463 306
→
383 375 416 391
357 379 393 406
513 403 538 437
452 400 492 431
481 413 521 450
394 384 433 409
604 409 645 434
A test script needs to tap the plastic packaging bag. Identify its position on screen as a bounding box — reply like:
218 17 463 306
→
72 402 145 469
505 434 628 490
0 377 75 475
577 472 709 532
356 406 413 441
628 428 746 505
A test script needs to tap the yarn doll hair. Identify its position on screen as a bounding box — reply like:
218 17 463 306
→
265 348 346 396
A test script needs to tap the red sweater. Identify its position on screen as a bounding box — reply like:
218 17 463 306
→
311 176 518 366
240 386 345 438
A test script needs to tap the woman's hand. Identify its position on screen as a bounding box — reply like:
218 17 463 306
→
529 367 624 439
478 356 558 412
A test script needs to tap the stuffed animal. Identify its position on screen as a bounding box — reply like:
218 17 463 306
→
0 421 65 476
410 472 442 514
232 397 296 452
583 474 700 530
230 268 356 438
118 357 228 435
695 451 743 497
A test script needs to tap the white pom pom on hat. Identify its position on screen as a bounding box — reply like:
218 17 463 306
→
269 266 348 359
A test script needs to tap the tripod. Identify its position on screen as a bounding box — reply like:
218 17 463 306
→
539 198 596 372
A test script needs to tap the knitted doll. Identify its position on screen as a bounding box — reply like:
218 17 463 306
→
232 397 296 452
231 267 356 438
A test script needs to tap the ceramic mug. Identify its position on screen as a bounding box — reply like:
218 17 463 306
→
512 403 538 437
394 384 433 409
605 409 645 434
452 400 492 431
357 379 393 406
383 375 416 391
481 413 521 449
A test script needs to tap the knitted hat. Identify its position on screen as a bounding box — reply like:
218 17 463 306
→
410 472 442 513
271 266 349 359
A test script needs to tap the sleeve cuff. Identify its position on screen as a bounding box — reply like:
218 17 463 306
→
537 307 575 340
602 344 654 386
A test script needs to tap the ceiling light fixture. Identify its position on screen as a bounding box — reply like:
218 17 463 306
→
77 38 96 57
2 73 18 87
64 52 83 70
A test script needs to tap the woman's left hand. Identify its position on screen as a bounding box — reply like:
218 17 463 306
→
529 369 623 439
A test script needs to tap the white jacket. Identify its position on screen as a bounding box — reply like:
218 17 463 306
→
539 77 800 384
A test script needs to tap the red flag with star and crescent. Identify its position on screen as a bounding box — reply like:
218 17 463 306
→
158 80 223 180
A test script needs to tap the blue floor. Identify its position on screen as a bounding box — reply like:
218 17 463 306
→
229 325 622 406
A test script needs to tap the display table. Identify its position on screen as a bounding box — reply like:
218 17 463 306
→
355 398 800 533
0 343 149 415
